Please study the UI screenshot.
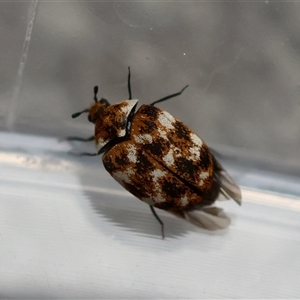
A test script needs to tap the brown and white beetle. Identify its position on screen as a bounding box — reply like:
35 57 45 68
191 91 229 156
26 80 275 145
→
70 68 242 237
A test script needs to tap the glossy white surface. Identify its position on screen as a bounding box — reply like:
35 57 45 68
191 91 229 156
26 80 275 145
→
1 132 300 298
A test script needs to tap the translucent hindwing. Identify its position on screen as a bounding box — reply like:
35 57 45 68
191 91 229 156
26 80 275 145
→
94 99 138 152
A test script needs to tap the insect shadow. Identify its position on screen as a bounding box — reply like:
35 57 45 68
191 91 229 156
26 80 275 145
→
68 146 233 240
74 158 205 240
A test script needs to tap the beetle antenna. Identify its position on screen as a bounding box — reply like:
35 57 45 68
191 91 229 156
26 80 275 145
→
150 205 165 239
94 86 99 102
72 108 90 118
150 85 189 106
128 67 132 100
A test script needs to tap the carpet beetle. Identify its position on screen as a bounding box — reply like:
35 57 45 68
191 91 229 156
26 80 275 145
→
70 68 242 238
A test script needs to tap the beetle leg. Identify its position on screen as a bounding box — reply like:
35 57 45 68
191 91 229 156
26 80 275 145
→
66 135 94 142
150 205 165 239
150 85 189 106
79 152 99 156
127 67 132 100
72 108 90 118
68 150 100 157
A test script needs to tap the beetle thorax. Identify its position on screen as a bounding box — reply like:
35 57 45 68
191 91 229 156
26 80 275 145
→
94 99 138 152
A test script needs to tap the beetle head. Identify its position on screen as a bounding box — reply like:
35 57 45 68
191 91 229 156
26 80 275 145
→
72 86 110 123
72 85 138 152
88 98 110 124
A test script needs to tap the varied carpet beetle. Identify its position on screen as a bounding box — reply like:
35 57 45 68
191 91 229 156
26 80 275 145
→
70 68 242 238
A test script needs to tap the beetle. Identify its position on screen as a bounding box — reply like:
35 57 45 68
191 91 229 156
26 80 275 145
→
70 68 242 238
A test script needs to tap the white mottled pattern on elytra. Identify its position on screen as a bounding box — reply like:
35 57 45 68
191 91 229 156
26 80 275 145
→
163 148 174 167
158 111 175 130
200 171 209 179
112 168 134 184
180 195 189 207
134 134 153 144
151 169 167 183
187 145 201 161
190 132 203 148
127 144 137 163
119 129 126 137
95 137 105 152
153 193 165 204
157 128 168 140
198 172 209 186
151 169 167 203
173 146 182 158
